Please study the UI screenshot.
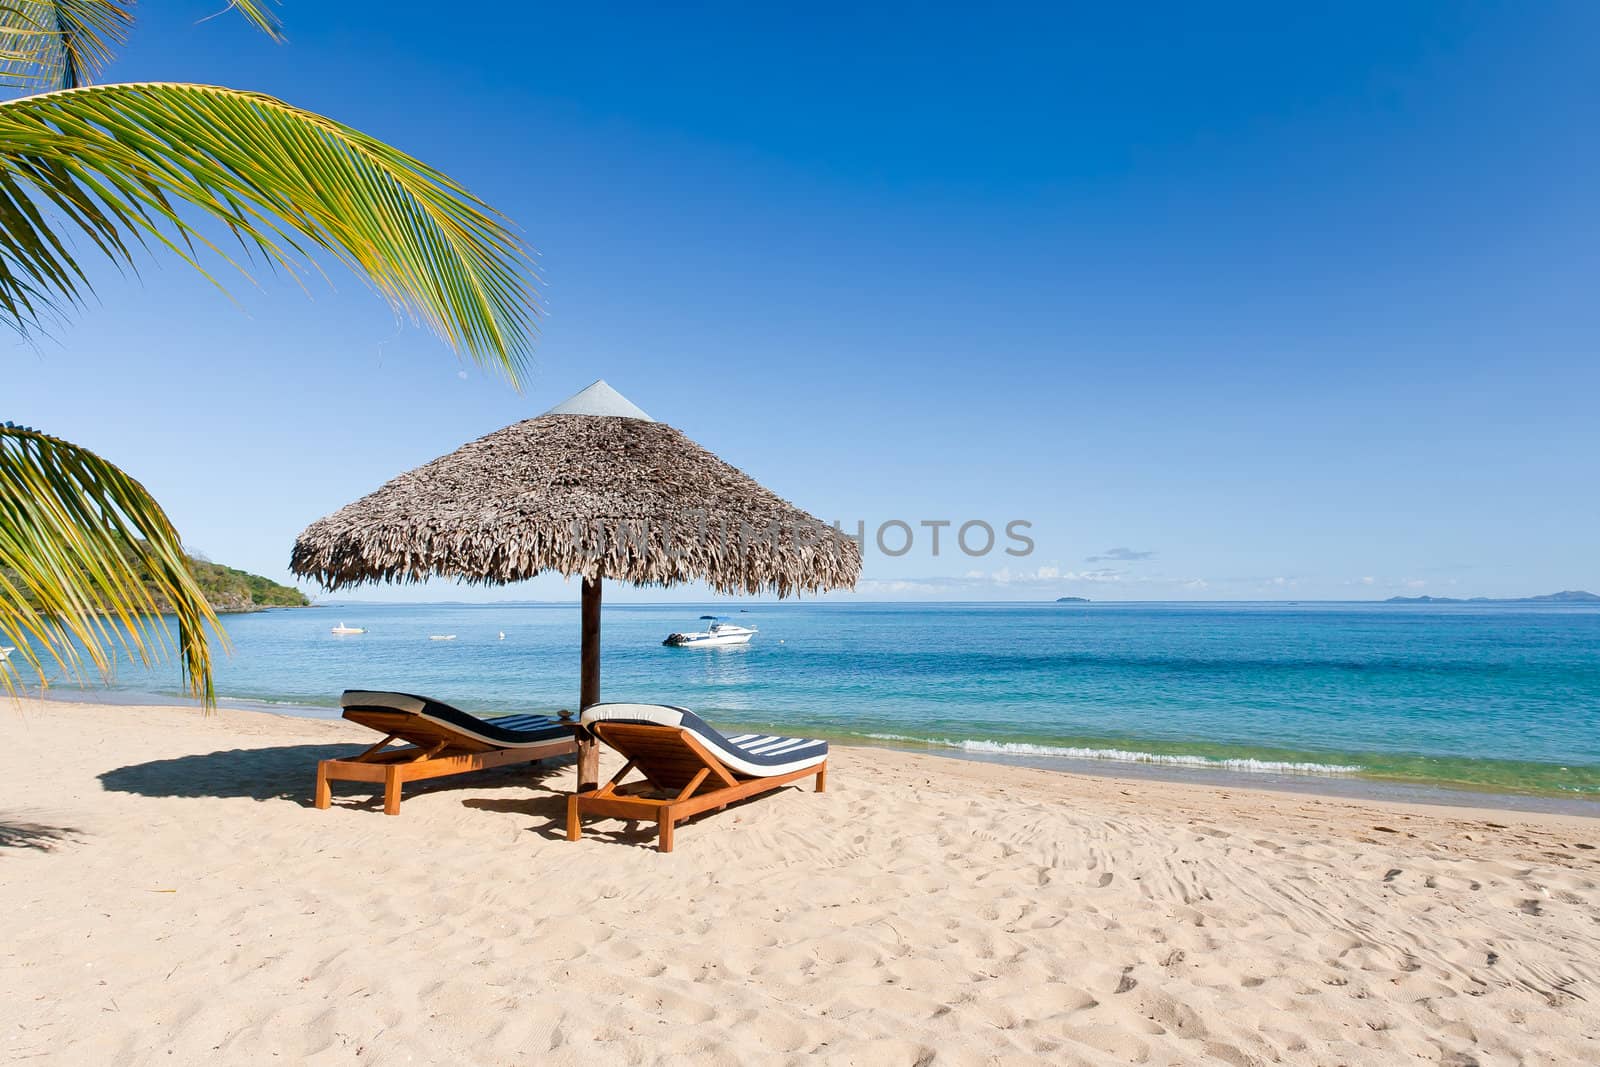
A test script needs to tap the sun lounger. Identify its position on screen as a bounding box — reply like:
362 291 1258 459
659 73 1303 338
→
315 690 578 815
566 703 828 852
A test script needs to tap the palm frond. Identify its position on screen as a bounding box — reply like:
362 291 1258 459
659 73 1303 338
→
0 1 132 91
0 82 538 380
0 422 222 705
210 1 283 43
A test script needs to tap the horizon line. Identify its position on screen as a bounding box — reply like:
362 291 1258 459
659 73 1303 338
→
301 595 1595 607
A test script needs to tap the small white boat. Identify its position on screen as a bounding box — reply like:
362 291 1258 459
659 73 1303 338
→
663 621 757 647
0 646 14 661
330 622 366 635
429 634 457 641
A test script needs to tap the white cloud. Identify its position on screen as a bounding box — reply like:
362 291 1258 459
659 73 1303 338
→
855 578 958 596
853 564 1215 599
1074 569 1126 583
1085 547 1157 563
990 565 1113 585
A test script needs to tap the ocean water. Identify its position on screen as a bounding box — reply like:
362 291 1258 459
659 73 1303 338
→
43 601 1600 802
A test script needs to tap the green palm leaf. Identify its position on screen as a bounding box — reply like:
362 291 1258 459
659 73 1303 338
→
212 1 284 43
1 5 541 710
0 81 538 379
1 2 283 92
0 1 132 91
0 422 222 704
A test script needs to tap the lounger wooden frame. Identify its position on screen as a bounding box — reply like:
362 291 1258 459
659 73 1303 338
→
565 721 827 852
315 708 577 816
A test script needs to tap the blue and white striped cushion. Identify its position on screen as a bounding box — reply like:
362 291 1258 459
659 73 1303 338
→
484 713 566 733
580 703 828 777
342 691 574 748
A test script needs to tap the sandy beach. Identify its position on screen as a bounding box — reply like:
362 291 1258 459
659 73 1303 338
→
3 699 1598 1065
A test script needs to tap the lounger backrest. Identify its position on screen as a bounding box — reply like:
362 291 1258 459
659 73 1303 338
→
581 703 829 780
341 690 571 751
343 706 500 753
589 721 729 792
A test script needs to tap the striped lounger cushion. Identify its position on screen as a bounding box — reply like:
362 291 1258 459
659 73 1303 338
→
341 690 573 747
580 703 828 777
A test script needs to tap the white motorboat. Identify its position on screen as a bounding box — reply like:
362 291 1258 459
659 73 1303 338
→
663 621 757 647
0 646 13 661
330 622 366 635
429 634 457 641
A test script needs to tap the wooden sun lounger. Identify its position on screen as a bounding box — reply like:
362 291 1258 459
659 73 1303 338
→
566 703 828 852
316 690 578 815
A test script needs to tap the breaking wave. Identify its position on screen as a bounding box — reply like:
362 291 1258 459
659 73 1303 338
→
862 733 1362 775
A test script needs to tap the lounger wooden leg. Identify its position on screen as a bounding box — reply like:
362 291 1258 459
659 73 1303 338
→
383 766 403 816
314 762 332 809
657 809 675 853
816 762 827 792
566 795 582 841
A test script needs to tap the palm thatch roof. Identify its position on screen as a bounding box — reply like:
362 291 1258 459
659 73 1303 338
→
290 381 860 596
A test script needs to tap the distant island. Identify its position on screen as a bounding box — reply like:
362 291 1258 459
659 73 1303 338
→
1054 596 1091 603
124 550 309 613
8 548 308 615
1384 590 1598 604
184 557 310 613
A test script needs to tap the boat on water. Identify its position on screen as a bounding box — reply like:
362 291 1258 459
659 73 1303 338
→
663 620 757 647
330 622 366 635
0 646 13 661
429 634 457 641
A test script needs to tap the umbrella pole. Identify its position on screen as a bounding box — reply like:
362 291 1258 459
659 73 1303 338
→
577 576 602 790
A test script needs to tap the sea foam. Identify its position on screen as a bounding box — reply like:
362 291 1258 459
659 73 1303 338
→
863 734 1363 776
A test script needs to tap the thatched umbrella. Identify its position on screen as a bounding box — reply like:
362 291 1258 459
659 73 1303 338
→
290 380 860 787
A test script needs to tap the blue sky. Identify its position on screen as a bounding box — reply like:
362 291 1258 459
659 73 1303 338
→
10 2 1599 602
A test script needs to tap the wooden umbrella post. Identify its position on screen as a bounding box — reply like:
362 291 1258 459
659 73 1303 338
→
577 576 602 791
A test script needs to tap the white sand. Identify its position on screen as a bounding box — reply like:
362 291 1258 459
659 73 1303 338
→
3 699 1599 1065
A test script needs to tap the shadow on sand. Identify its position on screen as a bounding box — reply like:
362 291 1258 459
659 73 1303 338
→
464 781 794 850
0 817 83 853
99 745 579 811
464 792 661 849
462 793 595 842
97 746 784 849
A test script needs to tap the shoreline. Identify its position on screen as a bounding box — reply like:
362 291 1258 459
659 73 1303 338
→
4 696 1599 1063
31 686 1600 818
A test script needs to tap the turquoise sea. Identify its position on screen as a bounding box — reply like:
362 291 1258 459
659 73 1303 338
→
46 601 1600 806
